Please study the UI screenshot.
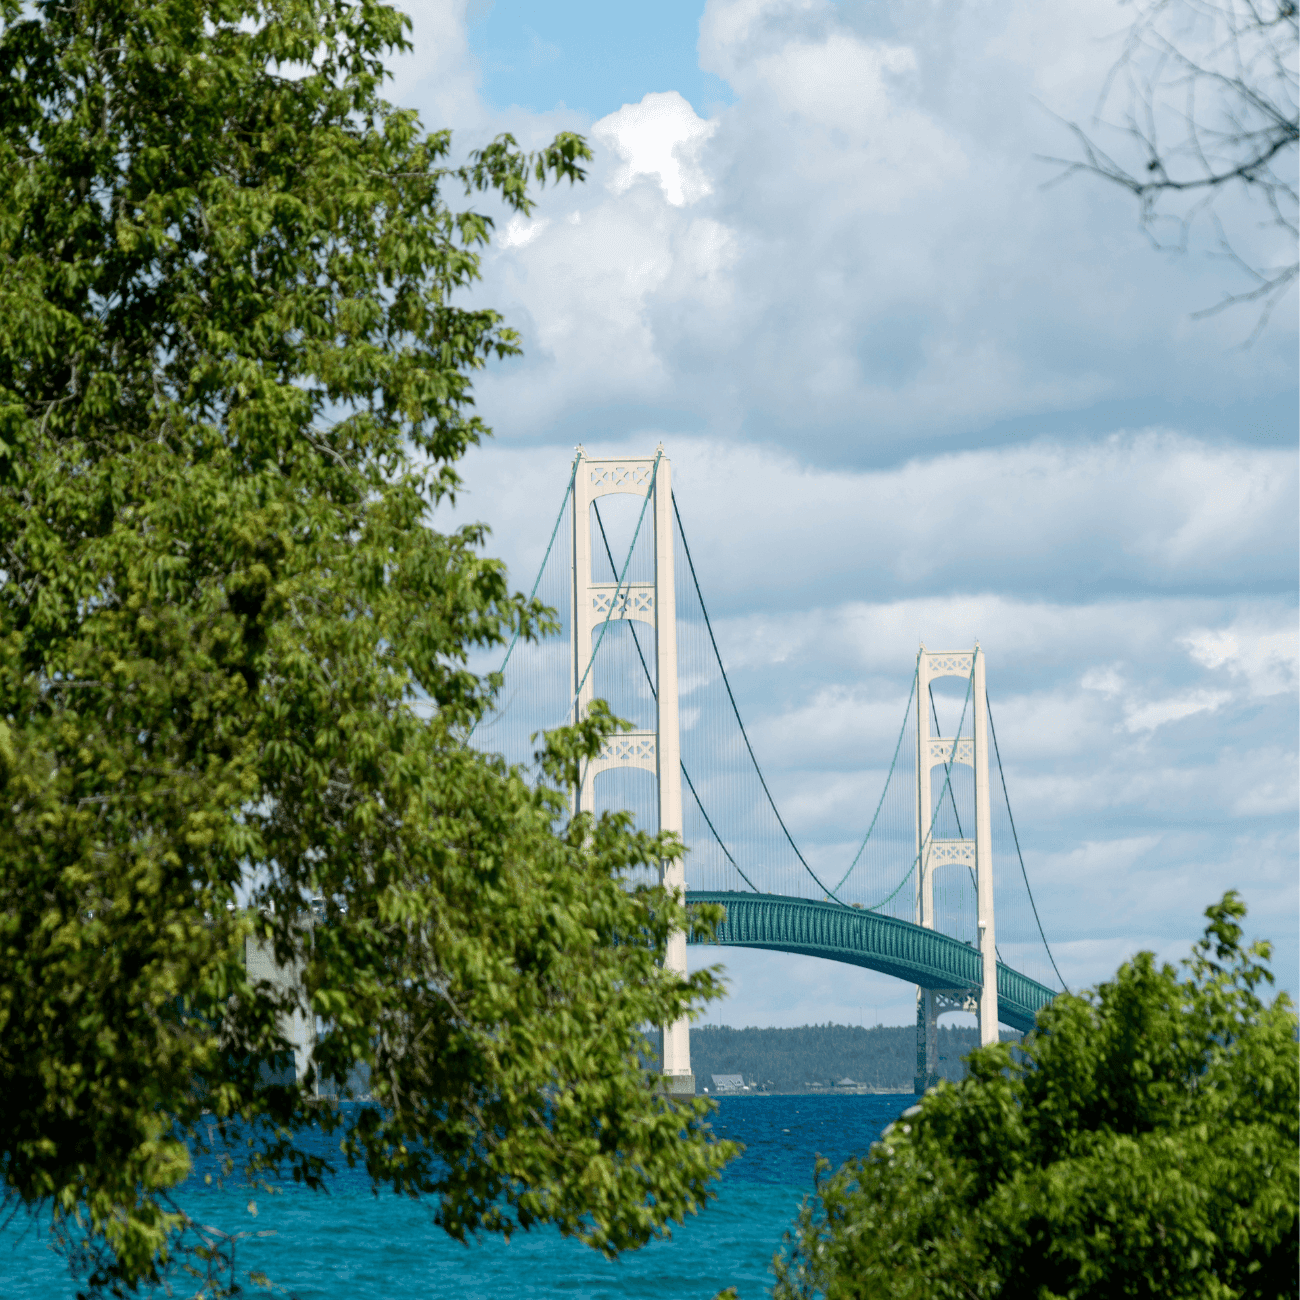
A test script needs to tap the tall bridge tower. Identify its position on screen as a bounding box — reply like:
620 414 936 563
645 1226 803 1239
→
571 446 693 1096
915 645 997 1093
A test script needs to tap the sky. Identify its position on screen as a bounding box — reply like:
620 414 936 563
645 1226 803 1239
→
393 0 1297 1029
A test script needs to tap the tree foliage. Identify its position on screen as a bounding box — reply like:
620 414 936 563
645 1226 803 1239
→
1049 0 1298 336
771 893 1298 1300
0 0 733 1291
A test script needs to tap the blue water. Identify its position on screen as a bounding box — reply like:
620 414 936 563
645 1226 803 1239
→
4 1094 911 1299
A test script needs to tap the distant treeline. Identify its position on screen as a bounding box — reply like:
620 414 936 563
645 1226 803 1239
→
689 1023 1019 1093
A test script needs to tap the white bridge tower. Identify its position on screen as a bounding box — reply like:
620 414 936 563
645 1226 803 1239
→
571 446 694 1096
915 645 998 1093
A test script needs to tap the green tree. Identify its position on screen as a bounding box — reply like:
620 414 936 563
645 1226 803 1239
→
0 0 733 1291
771 893 1298 1300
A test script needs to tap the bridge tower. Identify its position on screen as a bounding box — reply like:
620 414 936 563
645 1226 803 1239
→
571 446 693 1096
914 645 997 1094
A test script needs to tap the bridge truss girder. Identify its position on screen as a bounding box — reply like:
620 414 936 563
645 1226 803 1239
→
685 891 1054 1036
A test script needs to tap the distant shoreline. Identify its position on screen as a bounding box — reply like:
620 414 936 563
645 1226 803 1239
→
687 1022 1002 1093
703 1088 913 1098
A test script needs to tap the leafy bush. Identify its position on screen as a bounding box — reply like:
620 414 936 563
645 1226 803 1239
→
772 893 1298 1300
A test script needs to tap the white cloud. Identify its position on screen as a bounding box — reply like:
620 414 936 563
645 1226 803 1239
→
739 31 967 207
1230 751 1300 817
498 215 550 249
698 0 820 61
1183 622 1299 698
453 0 1294 460
749 685 916 764
1082 667 1124 697
543 432 1294 608
1122 689 1232 733
384 0 484 130
593 91 718 206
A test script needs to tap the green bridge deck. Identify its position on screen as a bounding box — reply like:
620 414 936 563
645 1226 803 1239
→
685 890 1056 1034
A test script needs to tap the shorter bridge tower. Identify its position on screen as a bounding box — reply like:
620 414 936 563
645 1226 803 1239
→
571 446 693 1096
915 645 997 1093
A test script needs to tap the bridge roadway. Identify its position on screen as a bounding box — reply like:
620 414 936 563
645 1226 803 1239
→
684 890 1055 1034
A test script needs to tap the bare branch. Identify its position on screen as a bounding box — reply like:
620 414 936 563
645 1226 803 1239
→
1046 0 1299 339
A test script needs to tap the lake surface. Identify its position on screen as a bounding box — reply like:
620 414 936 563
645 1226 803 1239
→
5 1093 912 1299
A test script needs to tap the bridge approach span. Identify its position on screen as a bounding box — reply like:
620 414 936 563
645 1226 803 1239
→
685 890 1055 1035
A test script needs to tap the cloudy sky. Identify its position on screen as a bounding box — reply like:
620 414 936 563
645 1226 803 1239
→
400 0 1297 1028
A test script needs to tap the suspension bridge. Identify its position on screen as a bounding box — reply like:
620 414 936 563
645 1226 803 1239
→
473 448 1065 1096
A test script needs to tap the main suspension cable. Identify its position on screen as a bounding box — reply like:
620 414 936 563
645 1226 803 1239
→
671 491 847 904
468 455 578 742
987 692 1068 993
832 670 917 894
